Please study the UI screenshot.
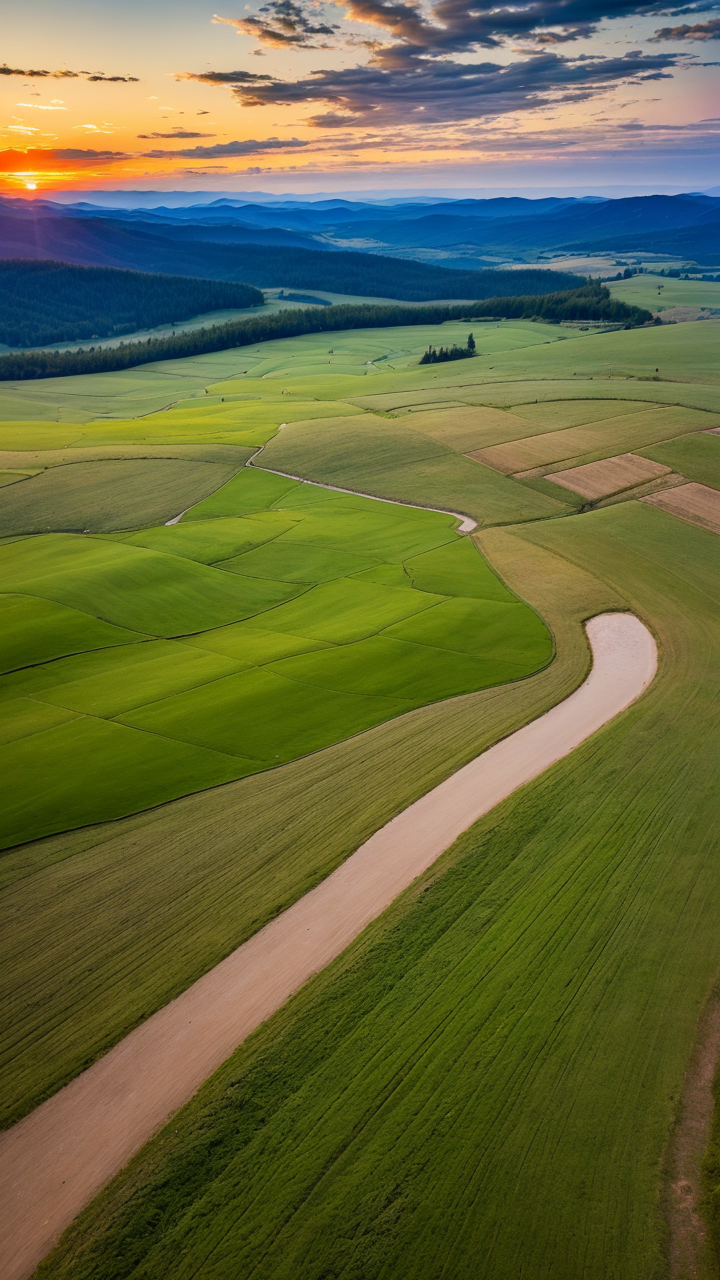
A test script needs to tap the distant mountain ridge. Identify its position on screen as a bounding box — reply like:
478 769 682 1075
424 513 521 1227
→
2 191 717 308
5 190 718 266
0 199 585 303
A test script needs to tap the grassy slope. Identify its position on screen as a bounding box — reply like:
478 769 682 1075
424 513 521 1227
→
256 416 568 524
608 275 720 312
641 431 720 490
0 528 611 1129
34 503 720 1280
2 314 719 1275
0 458 242 535
1 319 718 426
0 489 553 851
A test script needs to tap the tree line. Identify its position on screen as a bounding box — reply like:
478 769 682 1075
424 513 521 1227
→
0 285 653 381
0 260 263 349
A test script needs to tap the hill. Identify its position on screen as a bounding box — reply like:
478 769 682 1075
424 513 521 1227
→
0 261 264 349
0 284 652 380
0 200 583 302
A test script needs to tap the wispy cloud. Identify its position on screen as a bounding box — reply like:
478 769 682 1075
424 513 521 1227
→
1 63 138 81
213 0 339 48
182 50 680 127
137 130 216 138
141 136 310 157
650 17 720 40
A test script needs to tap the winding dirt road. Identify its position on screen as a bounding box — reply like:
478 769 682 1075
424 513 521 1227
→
0 612 656 1280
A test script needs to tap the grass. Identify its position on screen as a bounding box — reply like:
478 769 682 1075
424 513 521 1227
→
0 458 242 536
641 431 720 490
471 405 720 474
0 594 142 672
0 469 552 851
1 717 248 857
0 528 611 1129
609 275 720 312
2 313 720 1277
257 417 569 523
32 502 720 1280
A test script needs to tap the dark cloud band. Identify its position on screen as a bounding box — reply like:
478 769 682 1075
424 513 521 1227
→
0 63 138 81
181 50 679 126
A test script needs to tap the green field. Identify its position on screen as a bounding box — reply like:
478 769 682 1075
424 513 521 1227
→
2 312 720 1279
0 465 553 853
31 504 720 1280
641 431 720 490
609 274 720 312
0 457 245 535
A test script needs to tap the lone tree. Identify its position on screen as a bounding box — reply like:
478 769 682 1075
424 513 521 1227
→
467 332 475 351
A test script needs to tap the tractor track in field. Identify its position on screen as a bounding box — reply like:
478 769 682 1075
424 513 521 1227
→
164 431 478 532
246 429 478 531
667 993 720 1279
0 611 656 1280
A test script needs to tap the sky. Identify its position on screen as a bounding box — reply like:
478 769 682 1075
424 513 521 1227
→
1 0 719 196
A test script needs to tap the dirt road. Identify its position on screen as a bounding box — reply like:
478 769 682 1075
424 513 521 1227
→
0 611 656 1280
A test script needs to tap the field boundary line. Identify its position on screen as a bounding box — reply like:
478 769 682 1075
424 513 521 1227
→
246 436 478 532
0 612 656 1280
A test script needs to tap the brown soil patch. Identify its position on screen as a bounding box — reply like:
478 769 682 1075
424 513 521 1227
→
547 453 670 500
642 483 720 536
666 994 720 1280
659 307 718 325
0 614 656 1280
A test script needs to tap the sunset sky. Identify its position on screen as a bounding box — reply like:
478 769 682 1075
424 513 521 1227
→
2 0 718 195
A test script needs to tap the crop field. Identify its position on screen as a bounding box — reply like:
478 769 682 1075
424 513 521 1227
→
32 503 720 1280
643 481 720 535
2 313 720 1278
0 463 554 852
641 430 720 490
0 458 245 535
609 274 720 313
546 453 670 499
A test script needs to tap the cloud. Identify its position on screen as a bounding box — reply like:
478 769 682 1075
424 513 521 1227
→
649 17 720 39
209 0 718 59
0 62 138 81
183 50 680 126
51 148 131 159
86 74 140 82
137 130 216 138
141 136 311 158
213 1 338 48
0 146 130 173
531 26 597 44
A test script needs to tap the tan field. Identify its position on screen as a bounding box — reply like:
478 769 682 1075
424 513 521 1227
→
642 482 720 535
547 453 671 500
467 406 719 475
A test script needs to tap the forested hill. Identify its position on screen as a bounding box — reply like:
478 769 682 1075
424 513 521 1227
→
227 248 583 304
0 260 264 349
0 204 584 305
0 285 653 381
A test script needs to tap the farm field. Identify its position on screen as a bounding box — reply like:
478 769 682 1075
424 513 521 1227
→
32 502 720 1280
2 312 720 1279
545 452 670 499
0 473 553 852
642 481 720 535
641 430 720 490
609 274 720 313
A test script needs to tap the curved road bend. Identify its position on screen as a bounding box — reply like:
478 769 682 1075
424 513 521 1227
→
0 612 657 1280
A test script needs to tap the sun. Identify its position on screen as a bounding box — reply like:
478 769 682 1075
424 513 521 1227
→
24 182 38 190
